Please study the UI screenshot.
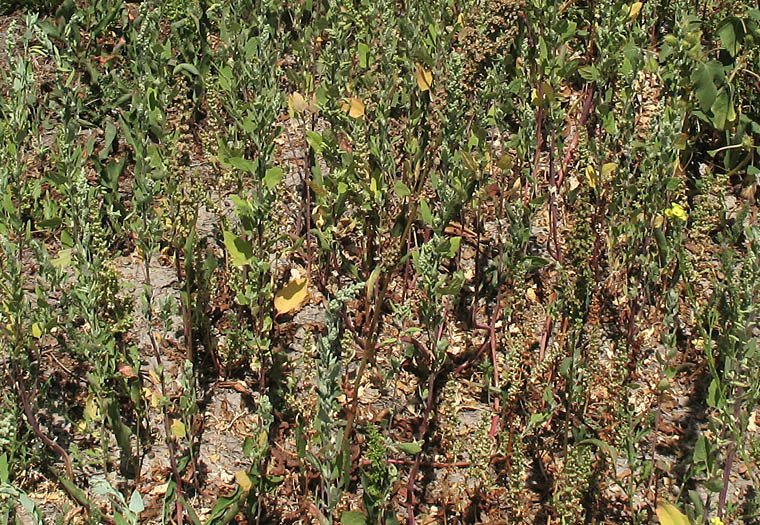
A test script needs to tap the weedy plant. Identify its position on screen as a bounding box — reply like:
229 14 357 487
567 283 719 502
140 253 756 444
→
1 0 760 523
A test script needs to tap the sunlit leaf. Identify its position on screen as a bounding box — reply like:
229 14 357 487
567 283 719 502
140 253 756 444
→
235 470 252 493
396 440 422 454
357 42 369 68
655 503 690 525
223 231 254 267
341 97 365 118
585 165 597 189
415 63 433 92
274 278 309 316
602 162 617 179
171 419 186 439
341 511 367 525
628 2 642 19
264 167 283 190
52 248 72 269
393 180 411 198
129 490 145 514
31 323 42 339
289 92 308 114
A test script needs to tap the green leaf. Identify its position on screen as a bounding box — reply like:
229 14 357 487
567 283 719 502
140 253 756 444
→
228 156 257 173
718 18 741 57
0 453 8 483
710 89 732 130
358 42 369 68
707 378 719 408
306 131 324 153
396 440 422 454
100 120 117 161
693 435 707 464
419 199 433 226
129 489 145 514
341 511 367 525
264 167 283 190
52 249 72 269
206 486 242 524
223 231 254 267
691 62 721 113
393 180 411 198
578 65 599 81
171 419 186 439
173 63 200 77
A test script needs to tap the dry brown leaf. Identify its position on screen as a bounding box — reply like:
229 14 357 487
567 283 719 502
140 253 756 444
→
289 92 308 114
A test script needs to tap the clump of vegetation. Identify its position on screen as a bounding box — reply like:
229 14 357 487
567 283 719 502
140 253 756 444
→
0 0 759 523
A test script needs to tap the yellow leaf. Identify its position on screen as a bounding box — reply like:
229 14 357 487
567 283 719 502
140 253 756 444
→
289 92 308 114
235 471 252 493
602 162 617 179
341 97 365 118
85 396 99 421
457 13 464 25
656 503 690 525
629 1 643 19
274 277 309 316
585 165 597 189
31 322 42 339
415 63 433 92
171 419 186 439
531 88 540 106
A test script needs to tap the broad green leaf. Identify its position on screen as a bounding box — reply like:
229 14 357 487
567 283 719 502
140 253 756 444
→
396 440 422 454
207 486 242 523
173 63 200 76
264 167 283 190
691 62 720 112
419 199 433 226
693 435 706 464
357 42 369 68
223 231 254 267
707 378 719 407
228 156 257 173
52 249 72 269
100 120 117 160
710 89 733 130
31 323 42 339
218 65 232 91
171 419 186 439
306 131 324 153
718 18 740 57
129 489 145 514
274 278 309 316
394 180 411 198
341 511 367 525
655 503 690 525
0 453 8 483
